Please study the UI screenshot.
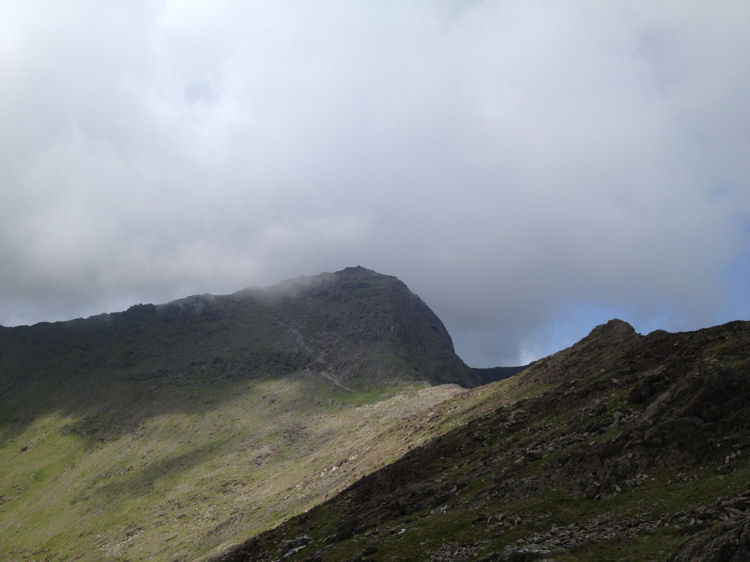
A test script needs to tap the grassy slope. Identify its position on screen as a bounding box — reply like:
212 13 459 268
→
0 267 482 560
0 375 471 560
217 320 750 561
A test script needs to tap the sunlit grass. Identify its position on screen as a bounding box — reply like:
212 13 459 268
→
0 376 464 560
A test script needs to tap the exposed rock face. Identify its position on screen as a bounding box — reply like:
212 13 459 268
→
216 319 750 561
280 266 480 387
668 492 750 562
670 518 750 562
0 267 480 423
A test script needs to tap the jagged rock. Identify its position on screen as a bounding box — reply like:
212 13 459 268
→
477 543 553 562
499 544 552 561
280 535 310 558
668 515 750 562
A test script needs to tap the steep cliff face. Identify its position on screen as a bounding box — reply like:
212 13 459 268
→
264 266 479 388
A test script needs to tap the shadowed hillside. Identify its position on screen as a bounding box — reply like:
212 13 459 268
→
5 267 747 561
0 266 478 442
472 364 530 385
217 319 750 561
0 267 480 560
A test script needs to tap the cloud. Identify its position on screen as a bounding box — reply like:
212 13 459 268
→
1 1 749 365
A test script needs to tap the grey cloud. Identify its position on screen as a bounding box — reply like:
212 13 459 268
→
1 1 749 365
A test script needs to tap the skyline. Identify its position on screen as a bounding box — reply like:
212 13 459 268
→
1 1 749 366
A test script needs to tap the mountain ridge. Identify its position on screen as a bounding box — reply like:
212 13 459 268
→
0 266 485 559
0 267 481 434
2 268 748 560
215 318 750 561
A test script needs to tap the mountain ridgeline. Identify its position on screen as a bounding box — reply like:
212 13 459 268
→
0 266 479 434
0 267 488 560
1 267 748 561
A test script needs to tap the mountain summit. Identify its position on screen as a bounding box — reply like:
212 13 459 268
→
239 265 480 388
1 267 479 415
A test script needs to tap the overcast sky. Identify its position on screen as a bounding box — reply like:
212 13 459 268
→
1 1 749 366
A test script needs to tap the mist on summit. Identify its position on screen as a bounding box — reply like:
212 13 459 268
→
1 2 748 365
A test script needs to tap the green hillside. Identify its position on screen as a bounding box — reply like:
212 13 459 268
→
0 267 479 559
5 266 747 561
217 319 750 561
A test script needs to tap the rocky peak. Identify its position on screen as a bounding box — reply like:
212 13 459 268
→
585 318 637 342
525 318 640 386
335 265 378 277
578 318 639 357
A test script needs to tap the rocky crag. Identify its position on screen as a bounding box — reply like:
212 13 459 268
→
0 266 479 410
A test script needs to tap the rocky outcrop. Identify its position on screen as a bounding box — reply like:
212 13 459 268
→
668 491 750 562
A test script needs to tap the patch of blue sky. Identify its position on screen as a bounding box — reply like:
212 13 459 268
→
718 218 750 323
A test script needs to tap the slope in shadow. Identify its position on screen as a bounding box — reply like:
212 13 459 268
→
0 266 479 443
